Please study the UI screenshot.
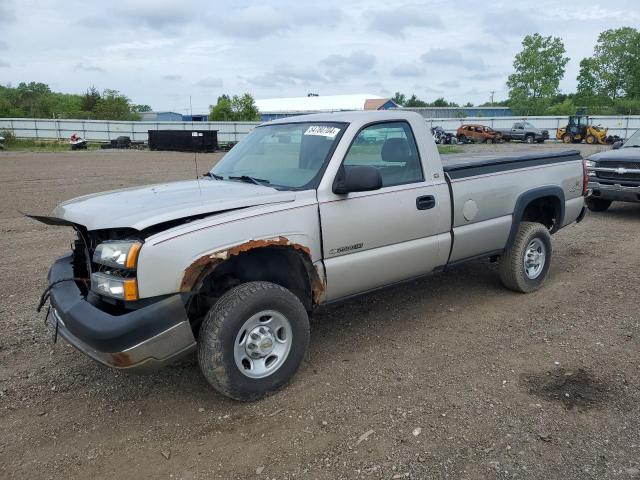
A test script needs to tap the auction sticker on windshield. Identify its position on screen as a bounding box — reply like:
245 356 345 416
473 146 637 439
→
304 126 341 138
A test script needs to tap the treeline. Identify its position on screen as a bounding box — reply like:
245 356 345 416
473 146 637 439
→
391 27 640 116
508 27 640 115
0 83 151 120
390 93 469 108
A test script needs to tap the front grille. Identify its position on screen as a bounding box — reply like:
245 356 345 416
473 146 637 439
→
596 161 640 183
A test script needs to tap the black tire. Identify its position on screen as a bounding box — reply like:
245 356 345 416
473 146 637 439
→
499 222 552 293
198 281 310 401
586 197 612 212
524 134 534 144
562 133 573 144
485 138 494 144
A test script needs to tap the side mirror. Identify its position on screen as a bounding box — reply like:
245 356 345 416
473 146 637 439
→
333 165 382 195
612 141 623 150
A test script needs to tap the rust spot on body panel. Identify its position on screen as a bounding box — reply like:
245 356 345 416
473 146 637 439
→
111 352 135 368
180 236 325 305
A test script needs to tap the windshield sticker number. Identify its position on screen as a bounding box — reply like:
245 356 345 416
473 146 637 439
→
304 126 340 138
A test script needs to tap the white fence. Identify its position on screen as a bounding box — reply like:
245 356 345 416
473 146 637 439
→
1 115 639 143
0 118 261 144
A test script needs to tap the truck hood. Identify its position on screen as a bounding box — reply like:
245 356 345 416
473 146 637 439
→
52 179 296 231
589 147 640 163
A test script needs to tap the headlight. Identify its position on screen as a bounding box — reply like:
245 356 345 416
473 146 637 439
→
93 241 142 269
585 160 596 169
91 273 138 301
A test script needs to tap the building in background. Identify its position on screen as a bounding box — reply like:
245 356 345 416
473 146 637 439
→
182 113 209 122
140 111 183 122
401 106 513 119
256 94 398 121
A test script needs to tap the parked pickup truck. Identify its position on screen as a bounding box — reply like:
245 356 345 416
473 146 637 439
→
32 111 587 401
495 122 549 143
585 128 640 211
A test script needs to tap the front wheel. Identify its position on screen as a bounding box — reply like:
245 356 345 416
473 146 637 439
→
524 135 534 144
499 222 552 293
198 281 310 401
485 138 494 144
586 197 612 212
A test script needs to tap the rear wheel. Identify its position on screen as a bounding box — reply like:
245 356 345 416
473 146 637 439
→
198 281 310 401
562 133 573 144
586 197 612 212
499 222 552 293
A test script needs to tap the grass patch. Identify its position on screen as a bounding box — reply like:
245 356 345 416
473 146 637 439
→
437 145 464 154
2 138 101 152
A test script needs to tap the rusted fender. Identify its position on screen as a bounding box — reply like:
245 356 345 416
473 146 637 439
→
179 236 325 304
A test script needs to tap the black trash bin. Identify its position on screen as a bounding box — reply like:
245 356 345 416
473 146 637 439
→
148 130 218 152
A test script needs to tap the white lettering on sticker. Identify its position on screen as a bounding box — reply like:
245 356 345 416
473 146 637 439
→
304 126 340 138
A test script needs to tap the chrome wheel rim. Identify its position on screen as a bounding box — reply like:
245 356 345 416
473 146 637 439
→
233 310 292 379
524 238 546 280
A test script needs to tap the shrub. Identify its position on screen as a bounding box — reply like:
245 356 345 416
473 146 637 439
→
0 128 16 146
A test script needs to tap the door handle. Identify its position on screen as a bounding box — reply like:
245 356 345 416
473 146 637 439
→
416 195 436 210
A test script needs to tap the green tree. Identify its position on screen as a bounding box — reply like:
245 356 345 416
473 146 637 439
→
80 86 101 113
93 89 140 120
576 27 640 101
429 97 459 107
132 104 152 112
391 92 406 106
404 94 427 107
507 33 569 115
209 93 259 121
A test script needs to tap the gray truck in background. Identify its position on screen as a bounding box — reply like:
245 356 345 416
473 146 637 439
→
586 128 640 211
33 111 587 401
496 122 549 143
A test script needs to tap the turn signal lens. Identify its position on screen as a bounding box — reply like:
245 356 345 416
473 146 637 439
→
91 273 138 301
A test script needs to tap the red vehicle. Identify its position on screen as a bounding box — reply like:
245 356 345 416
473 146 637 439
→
456 124 502 144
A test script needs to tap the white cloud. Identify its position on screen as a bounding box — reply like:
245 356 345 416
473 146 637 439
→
321 51 376 79
420 48 486 71
391 63 423 77
367 4 442 36
195 77 223 88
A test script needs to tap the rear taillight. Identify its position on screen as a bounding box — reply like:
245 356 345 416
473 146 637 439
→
582 159 589 196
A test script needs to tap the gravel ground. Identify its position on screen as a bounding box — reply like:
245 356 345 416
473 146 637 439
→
1 143 639 480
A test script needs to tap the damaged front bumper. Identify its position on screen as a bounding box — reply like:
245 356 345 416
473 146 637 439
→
46 254 196 370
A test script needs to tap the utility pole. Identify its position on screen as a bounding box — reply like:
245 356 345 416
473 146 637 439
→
489 90 495 105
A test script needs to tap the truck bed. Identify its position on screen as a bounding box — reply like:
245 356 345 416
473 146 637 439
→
442 150 581 179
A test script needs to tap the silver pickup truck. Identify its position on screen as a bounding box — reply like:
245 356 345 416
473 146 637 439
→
35 111 587 400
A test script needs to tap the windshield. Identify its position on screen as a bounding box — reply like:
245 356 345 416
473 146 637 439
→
211 122 346 189
522 122 535 129
623 128 640 148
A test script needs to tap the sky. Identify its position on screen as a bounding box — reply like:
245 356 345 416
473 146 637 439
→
0 0 639 113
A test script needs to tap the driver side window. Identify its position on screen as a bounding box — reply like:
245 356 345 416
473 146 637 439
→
343 122 423 187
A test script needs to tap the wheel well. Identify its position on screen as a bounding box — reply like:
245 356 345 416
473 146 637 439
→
521 196 561 231
184 245 322 329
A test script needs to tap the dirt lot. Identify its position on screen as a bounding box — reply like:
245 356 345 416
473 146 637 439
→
1 143 639 480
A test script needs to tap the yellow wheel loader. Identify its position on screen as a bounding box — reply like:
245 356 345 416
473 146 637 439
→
556 115 616 144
